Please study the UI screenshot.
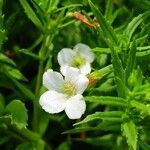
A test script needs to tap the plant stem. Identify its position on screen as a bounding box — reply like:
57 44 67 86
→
33 60 44 132
32 34 53 132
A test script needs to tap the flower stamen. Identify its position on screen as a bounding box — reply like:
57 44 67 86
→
61 82 76 97
71 54 86 68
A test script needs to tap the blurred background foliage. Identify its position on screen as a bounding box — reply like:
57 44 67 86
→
0 0 150 149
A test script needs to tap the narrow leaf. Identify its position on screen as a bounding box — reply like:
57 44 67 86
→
85 96 127 107
0 53 16 66
131 100 150 115
125 11 150 42
64 121 121 134
109 44 125 82
18 49 41 60
105 0 113 20
74 111 123 126
10 78 35 101
3 65 27 81
136 50 150 57
89 0 118 45
125 41 136 81
122 120 137 150
19 0 43 31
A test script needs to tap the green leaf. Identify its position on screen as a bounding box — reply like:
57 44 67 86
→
131 100 150 115
56 4 83 13
16 142 35 150
122 120 137 150
85 96 127 107
6 100 28 129
136 46 150 51
37 109 50 136
64 121 121 134
58 142 70 150
0 53 16 66
18 49 41 60
0 102 4 115
115 77 128 98
139 141 150 150
74 111 123 126
92 46 150 54
0 136 11 146
89 0 118 46
136 50 150 57
107 41 126 98
75 135 114 147
19 0 43 31
0 29 6 46
0 115 12 124
47 0 59 14
92 47 110 54
3 65 27 81
31 0 45 25
125 41 136 82
125 11 150 42
105 0 113 21
0 95 4 115
16 140 45 150
109 44 125 82
128 67 143 90
0 0 3 15
9 78 35 101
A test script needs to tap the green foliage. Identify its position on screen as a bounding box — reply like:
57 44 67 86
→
85 96 127 107
74 111 123 126
89 0 118 46
0 94 4 115
122 120 138 150
0 53 16 66
124 11 150 42
0 0 150 149
6 100 28 129
19 0 43 31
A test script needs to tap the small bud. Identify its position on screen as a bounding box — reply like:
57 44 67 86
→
73 11 99 28
87 71 101 87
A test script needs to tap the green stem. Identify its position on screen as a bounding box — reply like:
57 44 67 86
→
32 35 53 132
33 60 44 132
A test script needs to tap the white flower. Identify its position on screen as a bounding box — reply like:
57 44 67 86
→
39 67 89 119
57 43 94 75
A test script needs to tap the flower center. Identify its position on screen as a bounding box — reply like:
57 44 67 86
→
61 82 76 97
71 54 86 68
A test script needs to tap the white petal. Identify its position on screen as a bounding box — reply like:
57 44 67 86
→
80 62 91 75
43 69 64 92
57 48 76 66
39 90 66 114
65 67 89 94
74 43 95 63
65 94 86 119
60 65 80 76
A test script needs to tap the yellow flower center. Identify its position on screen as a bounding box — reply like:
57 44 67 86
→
61 82 76 97
71 54 86 68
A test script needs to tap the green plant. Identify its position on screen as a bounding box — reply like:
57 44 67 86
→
0 0 150 149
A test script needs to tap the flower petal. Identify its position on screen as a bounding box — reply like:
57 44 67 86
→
43 69 64 92
80 62 91 75
57 48 76 66
60 65 79 76
65 94 86 119
39 90 66 114
74 43 94 63
65 67 89 94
